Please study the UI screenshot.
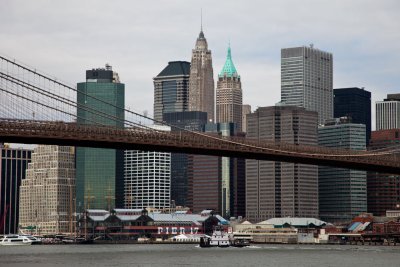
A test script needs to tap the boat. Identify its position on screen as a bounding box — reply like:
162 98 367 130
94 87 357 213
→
0 235 36 246
230 233 252 247
199 226 231 247
62 237 94 244
20 234 42 245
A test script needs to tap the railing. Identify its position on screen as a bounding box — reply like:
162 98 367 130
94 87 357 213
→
0 118 399 174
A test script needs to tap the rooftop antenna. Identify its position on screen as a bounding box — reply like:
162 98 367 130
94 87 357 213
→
201 8 203 31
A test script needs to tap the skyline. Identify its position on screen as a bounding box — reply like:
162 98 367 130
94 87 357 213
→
1 0 399 129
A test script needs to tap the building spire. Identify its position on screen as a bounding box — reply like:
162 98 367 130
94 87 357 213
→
219 43 239 78
198 9 205 39
201 8 203 32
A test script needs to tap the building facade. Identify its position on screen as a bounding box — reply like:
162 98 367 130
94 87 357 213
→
0 145 31 234
242 104 251 133
376 94 400 131
318 118 367 223
281 46 333 125
216 45 243 132
188 29 215 122
187 153 221 214
76 65 125 211
163 111 208 207
334 87 371 144
153 61 190 122
246 106 319 222
368 129 400 216
124 125 171 209
19 145 75 235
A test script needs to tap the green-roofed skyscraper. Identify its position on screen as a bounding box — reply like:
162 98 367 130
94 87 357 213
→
76 64 125 211
216 44 243 131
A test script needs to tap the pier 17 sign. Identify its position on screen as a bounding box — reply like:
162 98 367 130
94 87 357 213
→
157 227 199 235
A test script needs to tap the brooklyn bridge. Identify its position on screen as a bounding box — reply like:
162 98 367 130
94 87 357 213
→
0 54 399 174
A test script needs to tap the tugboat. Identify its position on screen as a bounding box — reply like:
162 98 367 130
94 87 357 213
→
200 226 230 248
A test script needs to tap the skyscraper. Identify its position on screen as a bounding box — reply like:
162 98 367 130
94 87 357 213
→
76 65 125 211
242 104 251 133
281 45 333 124
163 111 208 207
0 145 31 235
376 94 400 130
334 87 371 144
188 154 221 214
246 106 318 222
318 118 367 223
368 129 400 216
216 45 243 131
124 125 171 209
153 61 191 122
19 145 75 235
188 29 215 122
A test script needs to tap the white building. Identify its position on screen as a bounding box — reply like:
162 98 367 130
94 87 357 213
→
376 94 400 130
281 45 333 125
124 125 171 209
19 145 75 235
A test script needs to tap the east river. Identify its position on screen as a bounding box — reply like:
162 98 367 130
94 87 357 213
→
1 244 400 267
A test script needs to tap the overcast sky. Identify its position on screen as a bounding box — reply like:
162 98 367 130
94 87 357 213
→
1 0 399 129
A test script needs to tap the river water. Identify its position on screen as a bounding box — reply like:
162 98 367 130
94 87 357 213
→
1 244 400 267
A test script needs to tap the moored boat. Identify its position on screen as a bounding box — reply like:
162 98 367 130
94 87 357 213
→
0 235 36 246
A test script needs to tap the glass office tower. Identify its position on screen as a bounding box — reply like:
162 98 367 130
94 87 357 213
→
76 65 125 211
318 118 367 223
334 87 371 144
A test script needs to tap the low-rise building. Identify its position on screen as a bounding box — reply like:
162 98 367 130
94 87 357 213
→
78 209 228 240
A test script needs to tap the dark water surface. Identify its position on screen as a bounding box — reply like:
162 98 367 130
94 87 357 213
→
1 244 400 267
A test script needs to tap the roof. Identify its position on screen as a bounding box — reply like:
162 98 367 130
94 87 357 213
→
260 217 328 227
241 220 252 225
114 208 143 213
149 213 208 225
115 215 142 221
156 61 190 77
219 45 239 78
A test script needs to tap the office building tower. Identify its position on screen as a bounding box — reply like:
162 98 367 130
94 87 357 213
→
246 106 318 222
368 129 400 216
318 118 367 223
334 87 371 144
376 94 400 130
163 111 208 207
188 29 215 122
216 45 243 131
124 125 171 209
281 45 333 124
153 61 191 122
205 122 245 218
0 145 31 234
242 104 251 133
188 153 221 214
19 145 75 235
76 65 125 211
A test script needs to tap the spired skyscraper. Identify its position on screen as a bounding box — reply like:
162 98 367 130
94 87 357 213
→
216 45 243 132
76 65 125 211
281 45 333 125
188 28 215 122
